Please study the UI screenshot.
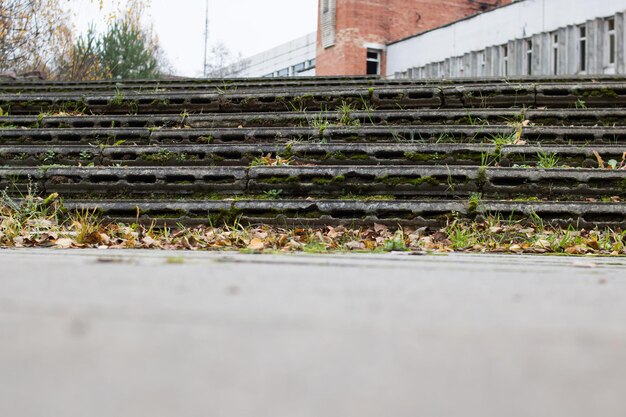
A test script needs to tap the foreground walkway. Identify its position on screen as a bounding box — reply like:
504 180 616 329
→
1 249 625 417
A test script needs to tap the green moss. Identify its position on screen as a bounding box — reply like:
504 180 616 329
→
141 150 174 162
323 151 346 160
282 142 294 157
513 196 541 202
379 176 439 186
476 167 488 190
337 194 395 201
149 99 170 106
468 194 480 214
198 135 214 143
348 154 370 160
586 88 619 98
259 176 300 184
311 175 345 186
404 151 444 162
208 154 225 162
312 178 331 185
147 210 188 219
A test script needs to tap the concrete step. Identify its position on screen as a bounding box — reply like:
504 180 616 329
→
3 108 626 130
2 75 625 93
2 166 624 200
2 81 626 114
0 143 622 169
1 125 624 145
60 198 626 229
2 77 625 227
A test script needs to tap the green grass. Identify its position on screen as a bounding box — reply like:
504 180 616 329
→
536 150 560 169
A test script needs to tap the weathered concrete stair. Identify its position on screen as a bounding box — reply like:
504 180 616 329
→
0 76 625 228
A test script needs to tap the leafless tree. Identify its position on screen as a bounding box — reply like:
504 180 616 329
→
204 41 249 78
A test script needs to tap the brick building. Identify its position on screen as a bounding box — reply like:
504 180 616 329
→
229 0 626 78
316 0 511 76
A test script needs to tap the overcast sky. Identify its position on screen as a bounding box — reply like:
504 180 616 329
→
68 0 318 77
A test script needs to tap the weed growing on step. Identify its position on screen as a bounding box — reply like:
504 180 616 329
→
110 88 125 106
141 149 175 163
575 98 587 109
249 153 293 167
1 192 625 255
461 111 490 126
468 192 482 214
593 150 626 170
536 150 560 169
79 151 93 161
42 149 56 162
262 189 283 199
336 101 360 127
309 110 330 135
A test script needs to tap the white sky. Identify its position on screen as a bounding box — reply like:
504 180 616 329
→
66 0 318 77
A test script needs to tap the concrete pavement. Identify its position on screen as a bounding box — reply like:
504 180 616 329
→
0 249 625 417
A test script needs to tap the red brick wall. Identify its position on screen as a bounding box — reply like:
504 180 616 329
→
316 0 512 76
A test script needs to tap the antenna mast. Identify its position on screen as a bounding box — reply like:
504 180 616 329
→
203 0 209 77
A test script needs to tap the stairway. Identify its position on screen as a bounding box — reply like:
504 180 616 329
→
1 76 625 228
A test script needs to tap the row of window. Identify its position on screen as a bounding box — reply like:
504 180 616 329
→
264 59 316 78
465 16 617 77
399 14 622 79
532 17 615 76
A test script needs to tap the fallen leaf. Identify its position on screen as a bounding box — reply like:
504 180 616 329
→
247 238 265 250
142 236 158 248
364 239 377 250
593 150 605 168
533 239 551 249
345 241 365 250
585 239 600 250
565 245 589 255
431 231 448 243
374 223 388 234
54 238 74 249
99 233 111 245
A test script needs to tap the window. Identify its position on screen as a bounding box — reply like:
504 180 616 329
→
293 62 306 73
552 33 559 75
276 68 289 77
607 17 616 66
478 51 485 75
366 49 381 75
526 40 533 75
502 45 509 76
321 0 335 48
579 26 587 72
308 58 316 68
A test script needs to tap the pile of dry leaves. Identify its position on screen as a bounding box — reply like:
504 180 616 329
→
1 193 625 255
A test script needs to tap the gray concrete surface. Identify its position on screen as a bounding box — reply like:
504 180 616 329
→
0 249 625 417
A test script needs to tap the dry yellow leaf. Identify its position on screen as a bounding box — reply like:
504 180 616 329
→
54 238 74 249
247 238 265 250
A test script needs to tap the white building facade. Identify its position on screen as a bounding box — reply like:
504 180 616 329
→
233 32 316 78
228 0 626 79
387 0 626 78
